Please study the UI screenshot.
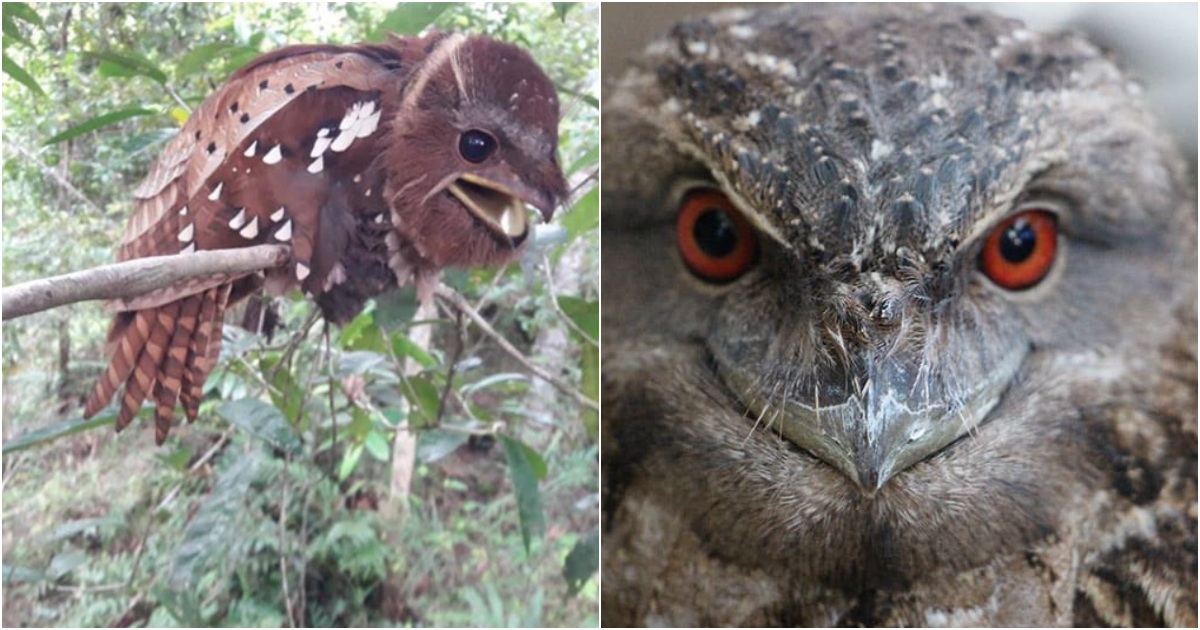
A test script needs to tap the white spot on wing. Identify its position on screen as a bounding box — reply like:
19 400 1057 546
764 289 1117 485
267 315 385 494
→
275 219 292 241
330 130 355 152
311 135 333 157
296 262 310 281
179 206 188 216
178 223 194 242
324 262 347 291
339 102 366 130
270 207 286 222
307 156 324 174
243 141 257 157
238 216 259 239
181 242 196 254
355 110 381 138
263 145 283 164
229 208 247 230
208 182 223 201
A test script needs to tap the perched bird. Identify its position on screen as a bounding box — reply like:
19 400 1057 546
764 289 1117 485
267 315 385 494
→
602 4 1196 626
84 32 568 443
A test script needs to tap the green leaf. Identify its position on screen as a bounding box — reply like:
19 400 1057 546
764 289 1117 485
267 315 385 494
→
260 356 304 424
337 350 389 377
3 3 44 28
2 564 46 584
373 2 457 38
175 41 238 78
364 430 390 461
552 3 577 22
339 442 364 480
460 372 528 398
47 516 124 544
562 530 598 596
416 429 468 462
2 412 115 454
373 289 419 327
47 549 89 580
557 296 598 341
339 307 375 349
217 398 303 454
122 128 177 155
566 145 597 176
84 50 168 84
2 53 42 97
2 13 31 48
168 452 260 601
392 331 437 368
43 107 155 145
560 186 598 238
403 375 442 428
501 435 546 554
579 343 599 440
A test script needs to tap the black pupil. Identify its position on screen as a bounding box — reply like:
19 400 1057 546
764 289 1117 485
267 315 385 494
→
999 218 1036 263
459 130 495 163
693 209 739 257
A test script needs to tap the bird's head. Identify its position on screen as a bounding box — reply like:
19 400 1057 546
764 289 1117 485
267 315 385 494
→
383 34 568 269
605 3 1193 503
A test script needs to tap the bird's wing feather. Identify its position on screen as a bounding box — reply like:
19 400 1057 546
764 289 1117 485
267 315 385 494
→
86 38 430 436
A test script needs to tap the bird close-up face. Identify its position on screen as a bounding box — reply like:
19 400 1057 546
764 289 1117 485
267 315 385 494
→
602 4 1196 626
384 35 568 270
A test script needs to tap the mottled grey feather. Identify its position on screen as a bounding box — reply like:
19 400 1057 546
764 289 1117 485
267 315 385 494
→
602 4 1196 627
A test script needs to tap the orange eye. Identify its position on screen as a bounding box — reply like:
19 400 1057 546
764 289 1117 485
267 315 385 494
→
979 210 1058 290
676 189 759 282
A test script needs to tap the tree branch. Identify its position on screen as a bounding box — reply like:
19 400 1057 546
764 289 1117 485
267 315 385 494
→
2 245 291 320
434 284 599 412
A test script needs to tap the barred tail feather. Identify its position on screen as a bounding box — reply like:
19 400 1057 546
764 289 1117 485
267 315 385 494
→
180 284 231 423
152 294 202 444
84 310 149 418
116 300 180 432
85 284 231 441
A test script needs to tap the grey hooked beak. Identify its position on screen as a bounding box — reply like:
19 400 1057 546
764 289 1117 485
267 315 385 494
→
718 344 1026 492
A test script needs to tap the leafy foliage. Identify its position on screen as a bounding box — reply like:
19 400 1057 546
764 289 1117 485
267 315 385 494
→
2 2 598 626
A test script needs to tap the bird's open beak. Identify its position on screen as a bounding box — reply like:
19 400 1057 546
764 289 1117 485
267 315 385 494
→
448 173 552 246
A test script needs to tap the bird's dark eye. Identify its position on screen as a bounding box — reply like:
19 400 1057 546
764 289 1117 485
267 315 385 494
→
979 209 1058 290
676 189 759 282
458 129 497 163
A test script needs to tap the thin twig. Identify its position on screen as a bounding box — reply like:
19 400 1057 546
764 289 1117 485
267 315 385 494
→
51 583 126 593
539 252 598 348
434 309 466 424
279 456 297 628
325 322 338 480
270 308 323 384
154 429 232 513
8 142 103 213
163 83 192 114
434 284 598 412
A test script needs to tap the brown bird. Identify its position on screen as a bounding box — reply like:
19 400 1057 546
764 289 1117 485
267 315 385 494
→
84 32 568 443
602 4 1196 626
